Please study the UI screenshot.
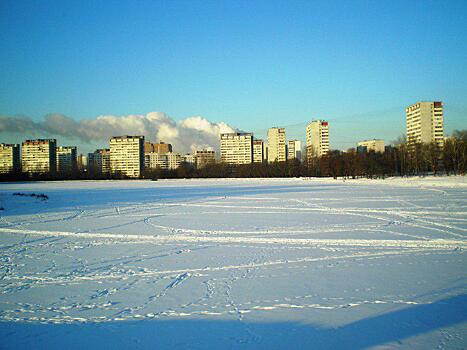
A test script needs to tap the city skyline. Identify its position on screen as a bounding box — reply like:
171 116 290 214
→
1 1 466 153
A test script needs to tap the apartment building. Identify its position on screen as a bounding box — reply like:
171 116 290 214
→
167 152 182 170
287 140 302 161
0 143 20 174
357 139 385 153
406 101 444 148
88 149 110 174
183 154 196 166
144 141 173 154
267 127 286 162
253 140 265 163
195 150 216 168
220 133 253 164
145 152 164 169
56 146 77 173
110 136 144 178
306 120 329 160
145 152 182 170
22 139 57 174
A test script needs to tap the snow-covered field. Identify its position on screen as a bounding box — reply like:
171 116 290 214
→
0 177 466 349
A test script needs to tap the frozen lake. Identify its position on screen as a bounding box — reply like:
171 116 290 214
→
0 177 466 349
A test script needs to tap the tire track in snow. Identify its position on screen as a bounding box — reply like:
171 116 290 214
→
0 227 464 249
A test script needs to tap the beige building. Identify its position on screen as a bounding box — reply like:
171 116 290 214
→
220 133 253 164
195 150 216 168
287 140 302 161
267 127 286 162
56 146 77 173
306 120 329 160
253 140 265 163
110 136 144 178
0 143 20 174
406 101 444 148
22 139 57 174
357 139 385 153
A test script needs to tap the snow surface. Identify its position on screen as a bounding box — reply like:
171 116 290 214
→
0 177 466 349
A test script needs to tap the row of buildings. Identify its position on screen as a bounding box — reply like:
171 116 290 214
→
0 101 445 177
0 136 216 177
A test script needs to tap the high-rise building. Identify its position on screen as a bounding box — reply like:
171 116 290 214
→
88 149 110 174
220 133 253 164
287 140 302 161
267 127 286 162
56 146 77 173
195 150 216 168
406 101 444 148
253 140 265 163
110 136 144 178
0 143 20 174
22 139 57 174
357 139 385 153
306 120 329 160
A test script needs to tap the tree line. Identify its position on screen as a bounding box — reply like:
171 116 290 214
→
1 130 465 181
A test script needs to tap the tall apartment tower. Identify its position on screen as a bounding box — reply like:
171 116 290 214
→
253 140 265 163
22 139 57 174
220 133 253 164
56 146 77 173
406 101 444 148
110 136 145 178
0 143 20 174
306 120 329 160
287 140 302 161
267 127 286 163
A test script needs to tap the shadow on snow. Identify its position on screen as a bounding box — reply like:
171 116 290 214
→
1 293 465 349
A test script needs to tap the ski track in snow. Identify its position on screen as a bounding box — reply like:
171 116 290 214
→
0 178 466 348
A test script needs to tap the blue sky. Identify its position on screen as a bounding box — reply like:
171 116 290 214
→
0 0 466 149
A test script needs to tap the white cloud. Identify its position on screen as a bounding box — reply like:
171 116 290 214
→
0 112 238 154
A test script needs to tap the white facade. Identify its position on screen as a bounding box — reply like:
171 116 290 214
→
145 152 164 169
0 143 20 174
145 152 182 170
167 152 182 170
357 139 385 153
22 139 57 174
306 120 329 160
110 136 144 178
56 146 77 173
220 133 253 164
406 101 444 148
267 127 286 162
287 140 302 160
